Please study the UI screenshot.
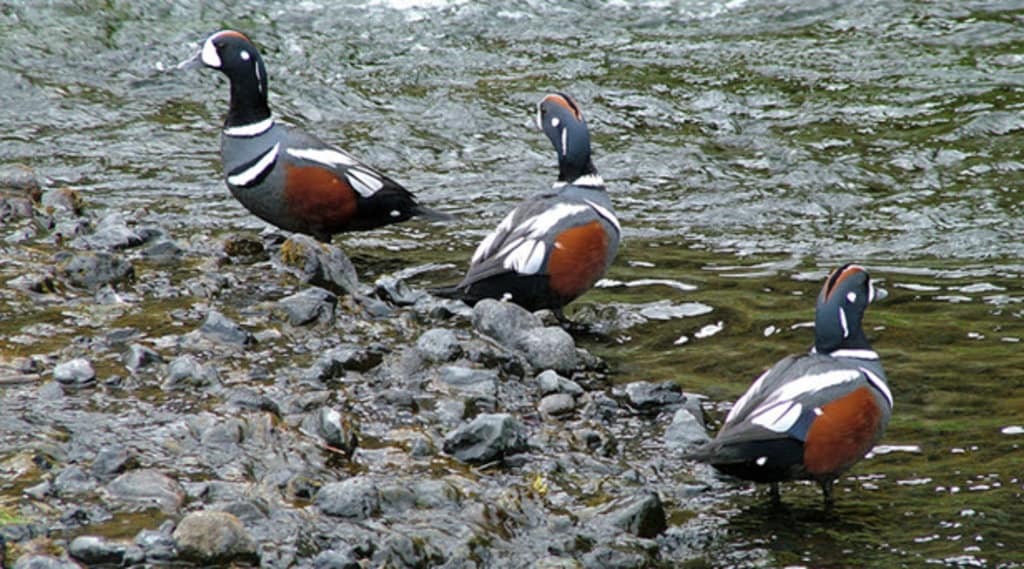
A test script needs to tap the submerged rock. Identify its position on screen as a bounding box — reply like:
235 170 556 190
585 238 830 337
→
442 413 528 464
172 511 259 564
275 235 359 296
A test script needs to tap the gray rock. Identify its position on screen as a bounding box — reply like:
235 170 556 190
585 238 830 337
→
23 480 51 500
0 164 42 200
623 381 684 412
313 550 361 569
69 536 136 565
300 408 358 458
316 477 380 519
442 413 528 464
275 235 359 296
39 187 82 216
134 526 177 561
124 343 163 372
74 212 145 250
162 355 220 390
517 327 578 372
534 558 582 569
221 233 265 260
53 358 95 387
305 345 383 381
278 286 337 326
375 276 429 306
53 465 96 495
199 310 254 346
438 366 498 396
663 408 710 451
12 555 83 569
141 238 184 264
377 533 444 568
416 328 462 362
472 299 543 346
91 446 133 479
581 547 646 569
56 251 133 290
200 418 244 447
104 469 184 513
172 510 259 564
538 393 577 417
536 370 584 396
595 492 667 539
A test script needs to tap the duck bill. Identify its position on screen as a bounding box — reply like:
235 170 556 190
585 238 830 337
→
176 50 204 71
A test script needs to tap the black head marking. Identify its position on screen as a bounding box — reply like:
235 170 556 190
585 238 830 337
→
536 93 597 183
814 264 881 353
182 30 271 128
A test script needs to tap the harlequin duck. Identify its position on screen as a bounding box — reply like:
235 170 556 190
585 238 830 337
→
688 264 891 506
177 30 448 242
433 93 620 319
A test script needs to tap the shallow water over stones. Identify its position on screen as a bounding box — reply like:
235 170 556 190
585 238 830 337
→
2 0 1024 568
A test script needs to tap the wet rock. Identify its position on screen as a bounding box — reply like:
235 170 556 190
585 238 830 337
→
162 355 220 390
53 465 96 495
593 492 667 539
275 235 359 296
141 238 183 264
172 510 259 565
69 536 139 566
316 477 380 519
91 446 133 480
39 187 83 216
23 480 51 500
52 219 90 242
74 212 145 250
200 418 244 447
198 309 254 346
535 557 582 569
377 533 444 568
472 299 543 346
539 393 577 418
536 370 584 397
443 413 528 464
313 549 361 569
225 387 281 415
222 233 265 260
305 344 384 381
663 408 710 451
375 276 428 306
581 547 646 569
56 251 133 290
104 468 184 513
134 525 177 561
277 286 337 326
416 328 462 362
0 164 42 202
53 358 95 387
438 366 498 396
622 381 684 412
123 343 163 372
300 408 359 458
6 272 57 294
517 327 578 372
12 555 83 569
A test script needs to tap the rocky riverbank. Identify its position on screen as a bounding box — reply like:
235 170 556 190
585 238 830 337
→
0 165 725 568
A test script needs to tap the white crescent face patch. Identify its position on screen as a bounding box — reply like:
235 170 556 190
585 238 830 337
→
201 36 222 68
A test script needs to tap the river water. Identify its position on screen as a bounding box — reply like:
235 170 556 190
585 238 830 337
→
2 0 1024 567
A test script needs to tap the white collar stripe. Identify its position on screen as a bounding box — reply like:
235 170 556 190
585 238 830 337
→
830 349 879 360
860 367 893 410
224 117 275 137
227 143 279 187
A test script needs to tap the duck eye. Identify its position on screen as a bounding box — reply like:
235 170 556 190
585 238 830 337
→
846 291 857 303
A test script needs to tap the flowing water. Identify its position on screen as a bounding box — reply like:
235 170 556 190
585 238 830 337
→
2 0 1024 567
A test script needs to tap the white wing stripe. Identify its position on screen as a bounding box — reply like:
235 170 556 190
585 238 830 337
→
520 204 589 238
726 368 772 423
286 147 360 167
227 143 280 187
860 367 893 410
750 401 803 433
346 168 384 197
223 117 275 137
503 240 547 275
472 211 517 264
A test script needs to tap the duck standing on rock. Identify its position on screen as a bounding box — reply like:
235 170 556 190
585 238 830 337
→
688 264 892 507
433 93 621 321
177 30 448 243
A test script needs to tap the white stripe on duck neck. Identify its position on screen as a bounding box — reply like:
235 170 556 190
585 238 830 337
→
224 116 275 137
553 174 605 189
